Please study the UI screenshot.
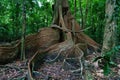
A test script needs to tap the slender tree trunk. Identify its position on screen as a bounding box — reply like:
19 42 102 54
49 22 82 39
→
102 0 117 53
15 3 20 38
82 0 89 28
21 0 26 60
74 0 77 18
79 0 84 27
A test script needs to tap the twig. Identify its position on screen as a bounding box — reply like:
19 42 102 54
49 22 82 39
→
63 59 76 69
0 65 23 72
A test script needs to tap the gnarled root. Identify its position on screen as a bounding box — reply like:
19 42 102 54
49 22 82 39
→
27 32 75 79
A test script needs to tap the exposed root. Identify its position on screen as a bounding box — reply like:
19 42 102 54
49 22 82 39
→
27 32 74 79
0 41 20 63
51 24 91 33
26 3 100 79
45 49 62 63
59 43 85 79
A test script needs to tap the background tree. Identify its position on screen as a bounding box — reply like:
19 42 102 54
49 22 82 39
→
102 0 118 54
96 0 120 75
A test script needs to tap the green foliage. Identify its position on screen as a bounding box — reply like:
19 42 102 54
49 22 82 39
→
103 63 111 76
0 0 120 44
68 0 105 44
85 0 105 44
93 46 120 76
0 0 52 42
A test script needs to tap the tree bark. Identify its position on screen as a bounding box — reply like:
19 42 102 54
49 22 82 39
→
102 0 117 53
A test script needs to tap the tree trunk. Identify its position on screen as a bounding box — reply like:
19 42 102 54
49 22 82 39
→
27 0 100 79
102 0 117 53
21 0 26 60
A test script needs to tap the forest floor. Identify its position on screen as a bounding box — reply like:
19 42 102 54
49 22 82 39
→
0 51 120 80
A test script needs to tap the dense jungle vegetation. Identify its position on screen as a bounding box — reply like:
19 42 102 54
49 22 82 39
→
0 0 120 80
1 0 119 43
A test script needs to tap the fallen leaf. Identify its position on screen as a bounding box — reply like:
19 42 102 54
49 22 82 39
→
96 72 104 78
93 61 99 68
96 69 103 73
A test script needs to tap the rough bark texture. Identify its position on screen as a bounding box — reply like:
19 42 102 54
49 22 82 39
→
102 0 117 53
